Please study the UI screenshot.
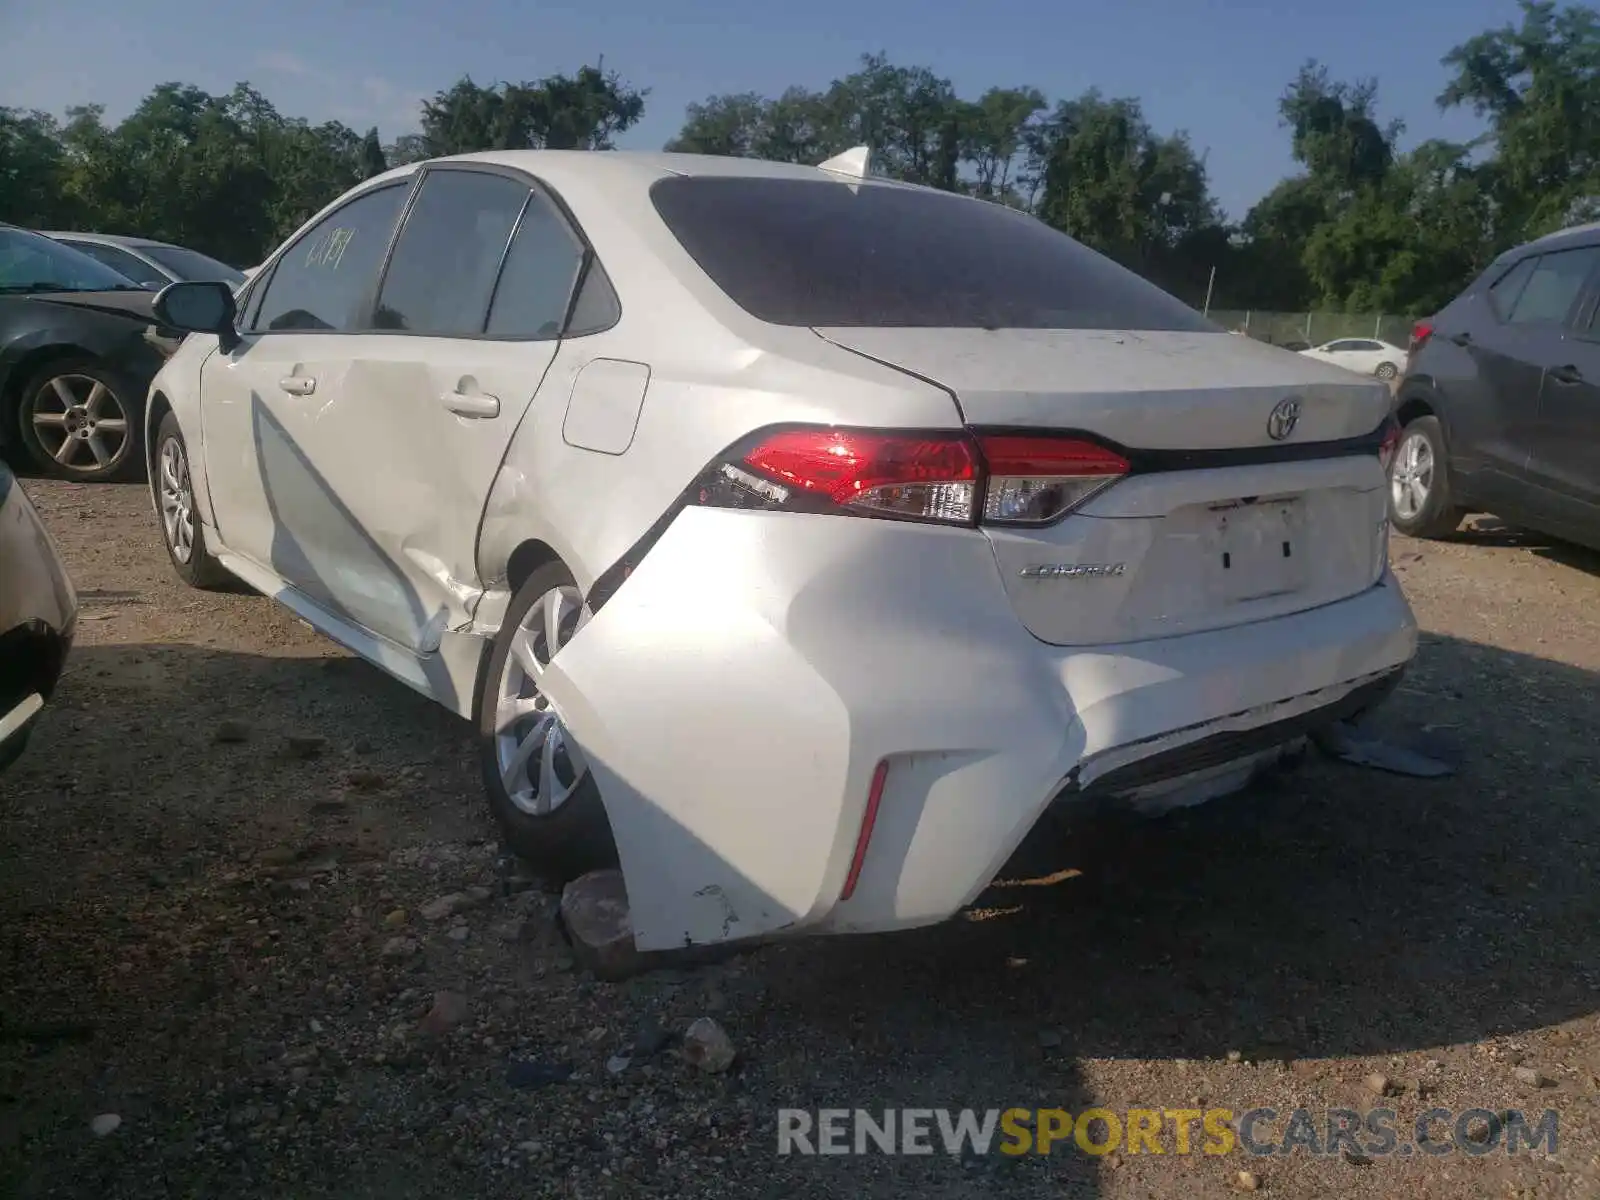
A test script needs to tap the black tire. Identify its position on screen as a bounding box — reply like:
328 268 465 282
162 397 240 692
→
477 561 617 881
1375 361 1398 380
15 357 144 482
1388 414 1462 539
153 412 232 589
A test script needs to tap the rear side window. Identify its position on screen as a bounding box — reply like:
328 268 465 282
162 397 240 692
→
375 170 530 336
1488 257 1536 319
649 176 1216 332
484 190 588 339
1507 246 1600 326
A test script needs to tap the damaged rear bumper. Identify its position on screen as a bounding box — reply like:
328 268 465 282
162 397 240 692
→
540 507 1418 951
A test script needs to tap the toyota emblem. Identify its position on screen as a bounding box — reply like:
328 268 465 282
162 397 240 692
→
1267 396 1302 441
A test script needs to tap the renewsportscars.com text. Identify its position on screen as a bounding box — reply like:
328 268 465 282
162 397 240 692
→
776 1107 1559 1158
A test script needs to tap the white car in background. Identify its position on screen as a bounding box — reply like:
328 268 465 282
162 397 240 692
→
1298 337 1409 381
143 148 1417 952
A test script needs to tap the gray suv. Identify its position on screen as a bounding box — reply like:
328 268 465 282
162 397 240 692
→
1392 222 1600 549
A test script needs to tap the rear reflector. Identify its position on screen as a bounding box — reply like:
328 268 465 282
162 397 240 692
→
1408 320 1434 356
840 760 890 903
1378 417 1401 473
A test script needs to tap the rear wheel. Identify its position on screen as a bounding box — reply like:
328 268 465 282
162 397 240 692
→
16 359 142 482
477 562 617 881
1374 361 1398 381
1388 415 1462 538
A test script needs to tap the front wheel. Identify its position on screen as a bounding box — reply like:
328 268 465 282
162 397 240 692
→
1375 361 1398 381
477 562 617 881
1388 415 1462 539
16 359 143 481
153 412 231 588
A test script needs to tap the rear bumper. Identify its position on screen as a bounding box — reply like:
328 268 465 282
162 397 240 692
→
544 508 1417 951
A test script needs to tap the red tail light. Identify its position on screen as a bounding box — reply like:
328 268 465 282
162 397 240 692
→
695 426 1129 527
976 435 1130 525
741 429 978 522
1378 417 1401 473
1408 320 1434 356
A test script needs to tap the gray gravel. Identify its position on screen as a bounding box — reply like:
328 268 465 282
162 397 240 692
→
3 479 1600 1199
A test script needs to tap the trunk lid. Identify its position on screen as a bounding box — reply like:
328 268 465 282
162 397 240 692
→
815 326 1392 646
814 327 1390 448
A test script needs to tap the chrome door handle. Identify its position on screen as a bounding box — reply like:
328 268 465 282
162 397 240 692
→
443 390 500 418
278 376 316 396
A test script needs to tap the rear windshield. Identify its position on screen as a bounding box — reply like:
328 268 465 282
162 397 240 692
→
143 243 246 286
649 176 1216 332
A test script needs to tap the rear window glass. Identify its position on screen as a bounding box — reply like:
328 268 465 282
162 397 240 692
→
648 176 1216 332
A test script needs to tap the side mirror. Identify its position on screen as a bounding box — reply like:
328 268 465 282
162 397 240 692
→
153 280 240 351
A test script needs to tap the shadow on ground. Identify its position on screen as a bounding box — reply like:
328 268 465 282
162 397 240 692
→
0 628 1595 1198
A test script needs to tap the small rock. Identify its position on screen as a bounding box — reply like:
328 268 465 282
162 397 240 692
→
380 936 418 959
606 1054 631 1075
1343 1149 1373 1166
284 735 327 760
214 720 250 744
446 925 470 943
507 1059 572 1090
346 769 387 791
420 893 471 922
354 738 375 755
682 1017 736 1074
560 870 638 980
383 908 408 928
517 1140 542 1154
1364 1072 1392 1096
1514 1066 1551 1088
491 919 524 942
1235 1169 1260 1192
419 991 470 1036
1225 1050 1243 1064
90 1114 121 1137
633 1020 673 1058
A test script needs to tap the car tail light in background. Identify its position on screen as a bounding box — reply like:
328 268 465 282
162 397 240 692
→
1378 417 1401 473
1408 320 1434 357
694 426 1129 527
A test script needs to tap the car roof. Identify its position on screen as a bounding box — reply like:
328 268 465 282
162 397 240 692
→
1519 219 1600 254
41 231 173 251
398 148 936 195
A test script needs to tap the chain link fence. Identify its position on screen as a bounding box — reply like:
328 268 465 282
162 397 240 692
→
1207 310 1416 350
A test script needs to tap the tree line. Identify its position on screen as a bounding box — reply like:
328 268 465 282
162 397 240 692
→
3 0 1597 316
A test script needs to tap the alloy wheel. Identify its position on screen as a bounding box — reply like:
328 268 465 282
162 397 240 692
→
27 373 130 475
158 436 196 564
1390 431 1434 521
495 584 590 816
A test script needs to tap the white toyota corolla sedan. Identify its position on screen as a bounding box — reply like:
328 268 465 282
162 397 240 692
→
143 148 1417 952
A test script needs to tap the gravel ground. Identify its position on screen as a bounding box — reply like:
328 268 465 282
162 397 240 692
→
3 478 1600 1200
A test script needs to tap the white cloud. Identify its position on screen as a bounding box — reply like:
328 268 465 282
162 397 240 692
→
257 52 311 77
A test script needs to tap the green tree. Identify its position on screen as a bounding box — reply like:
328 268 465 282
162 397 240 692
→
1439 0 1600 238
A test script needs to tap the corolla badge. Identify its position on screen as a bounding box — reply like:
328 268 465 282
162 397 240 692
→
1018 563 1126 580
1267 396 1302 441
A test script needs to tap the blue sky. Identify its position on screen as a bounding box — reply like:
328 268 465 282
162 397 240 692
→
1 0 1523 221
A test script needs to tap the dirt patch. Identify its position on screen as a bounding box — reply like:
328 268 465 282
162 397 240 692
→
3 481 1599 1198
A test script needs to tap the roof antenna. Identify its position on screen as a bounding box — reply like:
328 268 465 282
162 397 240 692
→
818 145 872 180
